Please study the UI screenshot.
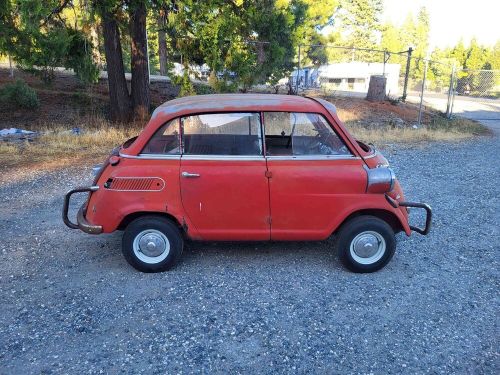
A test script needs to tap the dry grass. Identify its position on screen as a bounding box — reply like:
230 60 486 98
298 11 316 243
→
345 117 490 144
0 110 490 173
0 115 143 171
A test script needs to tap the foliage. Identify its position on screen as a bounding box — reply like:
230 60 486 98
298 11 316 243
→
175 68 195 97
2 0 99 84
0 79 40 109
338 0 383 50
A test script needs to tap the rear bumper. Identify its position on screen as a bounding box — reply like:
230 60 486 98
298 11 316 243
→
62 186 103 234
385 194 432 235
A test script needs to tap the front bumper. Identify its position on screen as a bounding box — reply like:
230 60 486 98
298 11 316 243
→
62 186 103 234
385 194 432 235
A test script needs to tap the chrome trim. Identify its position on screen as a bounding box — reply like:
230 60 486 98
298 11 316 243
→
389 168 396 191
105 177 166 192
119 152 181 160
365 166 396 192
92 165 103 177
181 155 265 161
266 155 360 161
364 151 379 159
119 152 358 162
181 172 200 178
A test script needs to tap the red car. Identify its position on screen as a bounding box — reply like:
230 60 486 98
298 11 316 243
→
63 94 431 273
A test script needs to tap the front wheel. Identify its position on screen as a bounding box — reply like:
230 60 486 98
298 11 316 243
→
336 216 396 273
122 215 183 272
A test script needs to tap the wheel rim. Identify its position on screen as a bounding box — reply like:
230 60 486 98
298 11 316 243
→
349 231 386 265
132 229 170 264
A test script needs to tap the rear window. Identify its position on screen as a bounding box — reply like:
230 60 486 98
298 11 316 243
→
181 113 262 156
142 119 181 154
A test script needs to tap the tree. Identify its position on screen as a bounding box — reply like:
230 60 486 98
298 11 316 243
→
157 7 168 75
338 0 383 53
164 0 307 91
129 1 150 119
380 22 403 53
2 0 98 83
96 3 131 122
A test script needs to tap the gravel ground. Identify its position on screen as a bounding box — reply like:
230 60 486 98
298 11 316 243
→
0 135 499 374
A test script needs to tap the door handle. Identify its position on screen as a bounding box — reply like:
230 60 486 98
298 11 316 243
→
181 171 200 178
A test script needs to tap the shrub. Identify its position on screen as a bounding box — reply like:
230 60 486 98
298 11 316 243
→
0 79 40 109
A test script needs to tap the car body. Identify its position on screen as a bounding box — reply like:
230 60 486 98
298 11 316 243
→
63 94 431 272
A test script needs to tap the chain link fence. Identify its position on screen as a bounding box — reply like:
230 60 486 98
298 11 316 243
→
287 44 457 126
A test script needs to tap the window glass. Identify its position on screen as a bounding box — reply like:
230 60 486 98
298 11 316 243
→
264 112 352 156
182 113 262 155
142 119 180 154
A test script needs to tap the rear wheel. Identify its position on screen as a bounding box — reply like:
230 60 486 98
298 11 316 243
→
122 216 183 272
336 215 395 273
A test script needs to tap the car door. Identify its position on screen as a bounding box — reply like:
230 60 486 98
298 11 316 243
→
180 112 270 241
264 111 367 241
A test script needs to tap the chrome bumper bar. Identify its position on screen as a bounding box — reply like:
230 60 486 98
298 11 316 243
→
385 195 432 235
62 186 102 234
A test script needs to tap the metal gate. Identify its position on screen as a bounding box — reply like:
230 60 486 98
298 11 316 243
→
449 69 500 121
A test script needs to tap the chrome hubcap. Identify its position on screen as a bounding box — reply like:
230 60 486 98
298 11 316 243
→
349 231 386 265
133 229 170 264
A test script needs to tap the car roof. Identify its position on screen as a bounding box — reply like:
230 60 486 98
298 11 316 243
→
153 94 325 117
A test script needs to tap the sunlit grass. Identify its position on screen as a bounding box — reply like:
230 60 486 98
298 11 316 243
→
0 114 143 169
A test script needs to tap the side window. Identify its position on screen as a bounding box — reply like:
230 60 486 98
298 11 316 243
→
264 112 352 156
142 119 180 154
182 113 262 156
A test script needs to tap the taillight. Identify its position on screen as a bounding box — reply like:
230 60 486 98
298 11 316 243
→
365 166 396 193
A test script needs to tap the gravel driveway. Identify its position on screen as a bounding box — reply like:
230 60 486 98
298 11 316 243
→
0 135 499 374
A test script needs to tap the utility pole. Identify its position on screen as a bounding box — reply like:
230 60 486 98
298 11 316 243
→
296 44 301 95
445 64 456 118
417 58 429 126
402 47 413 102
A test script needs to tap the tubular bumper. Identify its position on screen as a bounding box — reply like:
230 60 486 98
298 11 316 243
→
398 202 432 235
385 195 432 235
62 186 102 234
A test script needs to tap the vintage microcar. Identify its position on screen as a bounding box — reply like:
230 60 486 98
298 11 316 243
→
63 94 431 273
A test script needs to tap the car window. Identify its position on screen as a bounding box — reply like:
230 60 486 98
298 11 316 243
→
182 113 262 156
142 119 180 154
264 112 352 156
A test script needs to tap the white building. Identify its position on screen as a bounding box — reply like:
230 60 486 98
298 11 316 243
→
291 62 401 96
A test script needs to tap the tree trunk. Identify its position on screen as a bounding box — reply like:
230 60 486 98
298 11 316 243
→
158 9 168 76
366 75 387 101
102 12 132 122
130 2 150 120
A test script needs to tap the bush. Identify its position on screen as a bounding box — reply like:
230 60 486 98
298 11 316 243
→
194 83 215 95
0 79 40 109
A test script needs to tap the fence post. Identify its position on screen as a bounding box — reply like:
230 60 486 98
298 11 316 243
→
296 44 301 95
383 51 387 76
417 59 428 126
402 47 413 102
445 64 456 118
